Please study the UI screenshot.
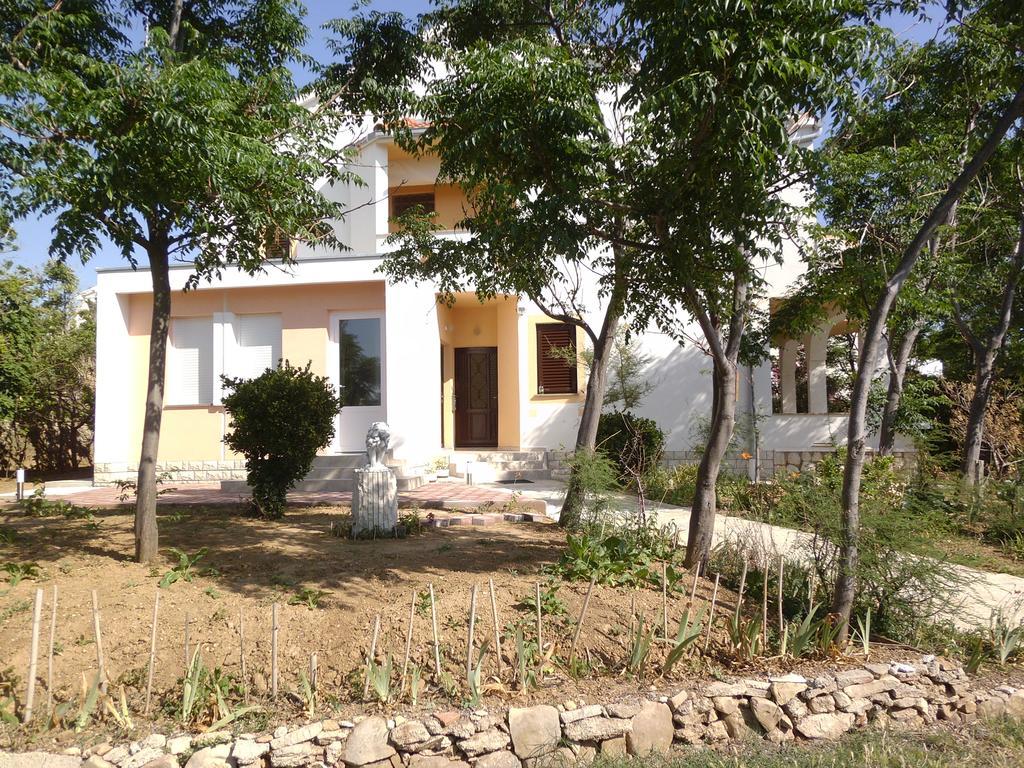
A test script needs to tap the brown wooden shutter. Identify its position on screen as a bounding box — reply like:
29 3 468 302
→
536 323 578 395
265 228 291 260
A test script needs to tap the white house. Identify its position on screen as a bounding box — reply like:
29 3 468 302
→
92 119 910 491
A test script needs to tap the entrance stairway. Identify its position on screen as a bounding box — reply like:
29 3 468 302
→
219 453 425 494
448 449 551 483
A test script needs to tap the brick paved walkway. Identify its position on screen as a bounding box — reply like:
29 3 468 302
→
1 480 517 511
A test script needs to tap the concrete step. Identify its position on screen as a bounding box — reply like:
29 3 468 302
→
449 450 546 463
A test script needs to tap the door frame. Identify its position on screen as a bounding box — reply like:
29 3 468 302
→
454 346 499 448
326 310 387 453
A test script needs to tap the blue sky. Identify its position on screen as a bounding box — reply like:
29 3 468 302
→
7 1 944 289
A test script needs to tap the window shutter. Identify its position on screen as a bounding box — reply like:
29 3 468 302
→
233 314 282 380
536 323 578 395
168 317 213 405
265 228 291 260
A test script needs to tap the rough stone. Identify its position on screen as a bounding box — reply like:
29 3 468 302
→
705 721 729 742
598 738 626 757
705 682 746 697
409 757 468 768
808 695 836 714
104 747 130 765
139 758 177 768
448 718 476 740
562 717 631 743
270 743 324 768
722 707 763 740
607 699 644 719
770 681 807 706
560 705 603 724
844 676 897 700
345 717 398 766
272 722 325 750
325 742 345 766
82 758 114 768
626 702 673 756
318 731 351 745
0 756 86 768
458 728 510 757
750 697 783 732
390 722 431 751
978 698 1007 719
122 749 165 768
712 697 740 716
1007 691 1024 719
475 751 521 768
183 745 231 768
795 712 856 740
166 738 192 756
508 706 561 760
142 736 167 751
232 741 270 763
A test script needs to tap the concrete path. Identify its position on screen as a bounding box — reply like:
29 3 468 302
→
485 478 1024 630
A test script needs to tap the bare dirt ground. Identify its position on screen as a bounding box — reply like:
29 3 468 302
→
0 502 971 749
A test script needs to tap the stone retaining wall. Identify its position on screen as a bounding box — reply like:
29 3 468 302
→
15 657 1024 768
93 462 248 486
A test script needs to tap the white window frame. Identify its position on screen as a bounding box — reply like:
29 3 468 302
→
327 310 386 453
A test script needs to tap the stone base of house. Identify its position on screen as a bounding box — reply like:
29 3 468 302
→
93 460 248 486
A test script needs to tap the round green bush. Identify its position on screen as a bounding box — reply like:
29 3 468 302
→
596 410 665 482
222 361 341 518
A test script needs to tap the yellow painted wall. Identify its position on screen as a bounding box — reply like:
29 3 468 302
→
388 184 469 233
437 295 520 449
127 282 385 463
526 314 586 404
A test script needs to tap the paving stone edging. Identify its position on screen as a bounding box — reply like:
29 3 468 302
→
5 656 1023 768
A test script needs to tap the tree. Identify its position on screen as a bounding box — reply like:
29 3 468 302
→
0 259 43 472
831 2 1024 639
4 1 351 561
622 0 874 567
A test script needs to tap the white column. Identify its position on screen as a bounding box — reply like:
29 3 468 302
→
93 285 132 470
806 329 829 414
348 142 389 254
780 339 799 414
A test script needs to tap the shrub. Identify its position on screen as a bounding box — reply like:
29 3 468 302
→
597 411 665 482
645 464 699 506
222 361 341 518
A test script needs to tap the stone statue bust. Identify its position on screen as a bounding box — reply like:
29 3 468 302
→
365 422 391 469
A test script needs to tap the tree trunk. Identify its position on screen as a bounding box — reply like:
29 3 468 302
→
685 356 737 569
961 354 995 484
833 83 1024 642
558 303 621 528
877 321 923 456
134 237 172 563
959 219 1024 485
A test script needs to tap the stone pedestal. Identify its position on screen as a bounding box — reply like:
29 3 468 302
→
351 467 398 537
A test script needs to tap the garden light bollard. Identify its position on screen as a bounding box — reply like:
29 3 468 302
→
465 460 475 485
15 467 25 501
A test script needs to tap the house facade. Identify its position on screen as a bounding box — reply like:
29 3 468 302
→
92 124 912 490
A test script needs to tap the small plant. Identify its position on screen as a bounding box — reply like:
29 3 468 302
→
990 611 1024 665
114 472 176 503
365 655 393 704
399 508 425 536
289 587 330 609
159 548 208 588
663 605 705 673
179 647 254 728
3 560 40 586
965 634 987 674
408 663 423 706
298 670 316 717
726 612 763 661
102 686 134 731
0 667 20 725
415 590 432 618
74 673 102 732
467 641 490 707
853 607 872 658
0 526 15 545
626 615 656 676
517 584 567 617
513 626 537 692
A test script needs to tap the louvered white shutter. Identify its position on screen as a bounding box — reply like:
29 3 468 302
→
168 317 214 405
232 314 282 380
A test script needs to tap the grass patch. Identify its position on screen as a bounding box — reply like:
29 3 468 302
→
593 718 1024 767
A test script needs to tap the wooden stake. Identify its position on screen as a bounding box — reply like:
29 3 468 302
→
735 558 749 621
363 613 380 699
144 590 160 715
239 607 247 703
309 653 318 694
401 590 415 689
488 578 502 677
703 574 721 652
22 588 43 724
271 602 279 698
761 558 769 649
91 589 106 693
46 584 57 715
466 585 478 681
569 575 597 664
535 582 543 667
661 562 669 639
777 554 785 640
688 565 700 609
429 584 441 677
629 592 636 637
808 570 818 608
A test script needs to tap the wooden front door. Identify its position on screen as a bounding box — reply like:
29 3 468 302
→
454 347 498 448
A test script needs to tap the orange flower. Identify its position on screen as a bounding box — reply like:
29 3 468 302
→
740 452 752 460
